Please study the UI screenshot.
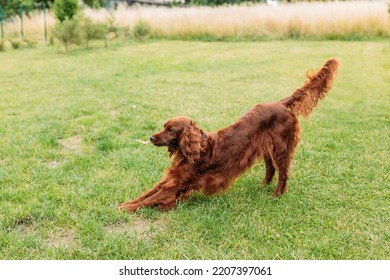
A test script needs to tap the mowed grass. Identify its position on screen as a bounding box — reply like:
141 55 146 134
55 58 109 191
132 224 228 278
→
0 40 389 259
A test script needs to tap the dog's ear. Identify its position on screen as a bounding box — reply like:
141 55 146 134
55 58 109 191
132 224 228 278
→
179 121 202 163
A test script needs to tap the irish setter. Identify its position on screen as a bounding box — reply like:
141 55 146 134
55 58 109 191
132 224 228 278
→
118 58 339 212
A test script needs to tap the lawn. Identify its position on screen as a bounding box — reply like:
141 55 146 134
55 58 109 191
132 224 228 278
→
0 40 389 259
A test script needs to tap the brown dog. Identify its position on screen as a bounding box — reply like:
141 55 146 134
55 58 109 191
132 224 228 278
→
118 58 339 212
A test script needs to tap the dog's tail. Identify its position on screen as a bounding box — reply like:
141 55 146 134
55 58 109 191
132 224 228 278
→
280 58 339 117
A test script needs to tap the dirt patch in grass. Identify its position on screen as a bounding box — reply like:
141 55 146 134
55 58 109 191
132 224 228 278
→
12 224 35 235
105 217 166 241
47 229 76 248
110 108 120 118
47 160 63 169
57 135 82 153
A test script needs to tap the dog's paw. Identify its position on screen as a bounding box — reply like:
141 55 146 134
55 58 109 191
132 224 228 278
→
271 191 283 198
117 202 139 213
260 179 273 187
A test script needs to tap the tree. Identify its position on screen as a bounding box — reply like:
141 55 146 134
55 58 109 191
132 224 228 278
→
52 18 81 52
35 1 55 7
0 1 56 20
133 20 151 41
80 16 108 48
53 0 78 22
82 0 110 9
0 0 34 20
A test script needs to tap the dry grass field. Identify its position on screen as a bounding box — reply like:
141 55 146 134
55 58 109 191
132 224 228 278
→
2 1 389 42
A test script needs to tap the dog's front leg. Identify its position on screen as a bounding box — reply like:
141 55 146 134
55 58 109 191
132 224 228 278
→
120 183 162 206
118 186 179 212
117 180 164 211
118 172 186 212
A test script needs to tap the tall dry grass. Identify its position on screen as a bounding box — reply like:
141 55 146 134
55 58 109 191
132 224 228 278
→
103 1 390 40
2 1 389 42
2 11 55 42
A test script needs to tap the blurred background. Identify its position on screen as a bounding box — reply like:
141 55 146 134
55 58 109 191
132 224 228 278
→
0 0 389 50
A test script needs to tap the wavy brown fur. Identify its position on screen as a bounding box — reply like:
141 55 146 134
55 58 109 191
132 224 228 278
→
280 58 339 117
118 58 339 213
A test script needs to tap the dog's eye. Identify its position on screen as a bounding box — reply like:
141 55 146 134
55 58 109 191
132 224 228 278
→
166 127 173 132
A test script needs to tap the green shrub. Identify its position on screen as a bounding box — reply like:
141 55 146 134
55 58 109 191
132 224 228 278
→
81 17 108 48
23 38 37 48
53 18 82 52
121 26 132 40
9 39 21 50
106 12 120 38
0 40 5 52
133 20 151 41
49 35 55 46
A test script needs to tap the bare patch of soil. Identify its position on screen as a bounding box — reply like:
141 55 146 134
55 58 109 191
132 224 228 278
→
47 160 63 169
105 217 166 241
47 229 76 248
57 135 82 152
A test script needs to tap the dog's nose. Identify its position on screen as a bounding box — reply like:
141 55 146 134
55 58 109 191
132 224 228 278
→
149 136 156 142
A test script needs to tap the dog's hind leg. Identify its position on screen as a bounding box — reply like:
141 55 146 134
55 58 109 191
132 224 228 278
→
262 154 276 185
273 132 299 196
273 155 290 197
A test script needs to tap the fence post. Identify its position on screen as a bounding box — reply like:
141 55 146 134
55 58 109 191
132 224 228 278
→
43 3 47 41
0 5 4 39
19 2 23 38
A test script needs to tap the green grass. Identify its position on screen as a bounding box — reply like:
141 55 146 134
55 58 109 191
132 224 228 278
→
0 40 389 260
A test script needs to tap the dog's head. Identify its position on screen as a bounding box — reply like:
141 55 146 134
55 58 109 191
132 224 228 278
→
150 117 205 163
